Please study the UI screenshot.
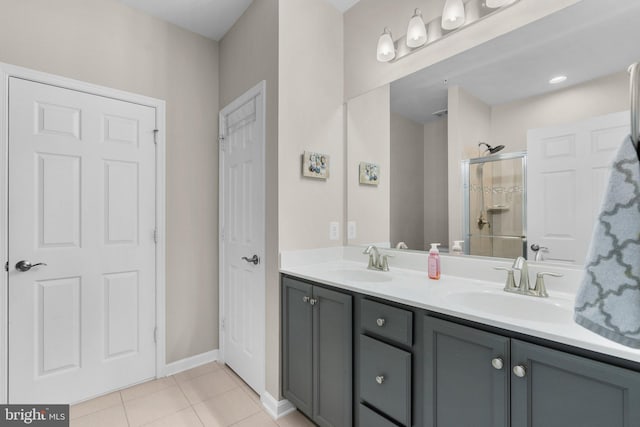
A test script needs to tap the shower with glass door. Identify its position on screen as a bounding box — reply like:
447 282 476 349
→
463 150 527 258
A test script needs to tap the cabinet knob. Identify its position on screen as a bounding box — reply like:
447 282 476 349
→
376 318 386 327
491 357 504 370
375 375 385 385
302 296 310 304
309 298 318 306
513 365 527 378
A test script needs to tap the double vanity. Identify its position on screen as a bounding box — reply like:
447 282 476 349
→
280 247 640 427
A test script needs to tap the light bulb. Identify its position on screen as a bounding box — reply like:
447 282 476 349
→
406 9 427 48
376 28 396 62
442 0 466 30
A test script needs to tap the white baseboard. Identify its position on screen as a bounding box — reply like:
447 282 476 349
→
261 391 296 420
163 349 219 377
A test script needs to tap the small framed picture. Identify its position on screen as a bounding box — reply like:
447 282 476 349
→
359 162 379 185
302 151 330 179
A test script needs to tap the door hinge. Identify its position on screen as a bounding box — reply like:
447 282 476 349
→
153 129 159 145
153 228 158 244
154 327 158 343
220 227 225 242
218 135 225 151
221 318 225 331
4 262 7 272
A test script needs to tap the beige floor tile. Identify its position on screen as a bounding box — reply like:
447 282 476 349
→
178 369 238 404
142 407 203 427
174 362 223 383
237 382 261 405
276 411 315 427
124 385 190 426
231 411 278 427
193 388 261 427
121 376 177 401
70 391 123 419
70 404 129 427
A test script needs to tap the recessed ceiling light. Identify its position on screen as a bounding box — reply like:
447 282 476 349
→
549 75 567 85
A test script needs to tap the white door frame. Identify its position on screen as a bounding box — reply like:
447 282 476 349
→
218 80 266 393
0 62 167 403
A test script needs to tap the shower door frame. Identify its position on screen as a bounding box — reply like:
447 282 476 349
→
462 151 528 259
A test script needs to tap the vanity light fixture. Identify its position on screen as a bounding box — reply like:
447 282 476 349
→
549 75 568 85
376 0 520 63
406 9 428 48
376 27 396 62
442 0 466 30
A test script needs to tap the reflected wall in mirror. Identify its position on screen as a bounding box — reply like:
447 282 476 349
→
346 0 640 264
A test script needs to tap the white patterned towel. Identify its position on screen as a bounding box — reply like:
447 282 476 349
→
574 136 640 348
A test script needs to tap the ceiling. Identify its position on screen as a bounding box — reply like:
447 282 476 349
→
119 0 360 41
391 0 640 123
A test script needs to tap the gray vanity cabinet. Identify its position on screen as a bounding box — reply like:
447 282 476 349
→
423 316 510 427
282 276 353 427
511 339 640 427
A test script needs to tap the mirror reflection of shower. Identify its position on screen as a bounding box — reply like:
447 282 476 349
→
464 151 527 259
475 142 506 231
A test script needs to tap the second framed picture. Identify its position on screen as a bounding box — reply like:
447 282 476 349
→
359 162 379 185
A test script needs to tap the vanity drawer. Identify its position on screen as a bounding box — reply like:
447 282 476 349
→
361 299 413 346
359 335 412 426
359 404 400 427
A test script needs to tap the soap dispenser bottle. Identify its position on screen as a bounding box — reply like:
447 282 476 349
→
428 243 441 280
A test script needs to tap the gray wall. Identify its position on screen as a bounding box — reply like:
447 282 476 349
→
390 113 424 250
0 0 220 363
424 117 449 249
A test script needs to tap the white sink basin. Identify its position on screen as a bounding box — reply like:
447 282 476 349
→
445 290 573 323
328 269 392 283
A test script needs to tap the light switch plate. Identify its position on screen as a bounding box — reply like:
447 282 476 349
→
329 222 340 241
348 221 357 240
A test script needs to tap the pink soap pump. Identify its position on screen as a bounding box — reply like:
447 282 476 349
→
428 243 441 280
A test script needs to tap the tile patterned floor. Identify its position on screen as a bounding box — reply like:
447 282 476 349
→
70 362 314 427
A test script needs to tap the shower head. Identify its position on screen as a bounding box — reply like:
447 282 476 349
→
478 142 505 155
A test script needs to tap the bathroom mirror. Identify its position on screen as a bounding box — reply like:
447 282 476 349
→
346 0 640 264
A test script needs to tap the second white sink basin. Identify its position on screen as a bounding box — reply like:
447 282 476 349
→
445 289 573 324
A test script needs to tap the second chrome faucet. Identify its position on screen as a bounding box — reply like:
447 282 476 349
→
362 245 392 271
495 256 562 298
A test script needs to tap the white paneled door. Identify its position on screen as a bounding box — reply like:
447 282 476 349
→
220 82 265 396
8 78 157 403
527 111 629 264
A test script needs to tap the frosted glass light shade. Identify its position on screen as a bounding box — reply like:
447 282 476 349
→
486 0 508 7
376 28 396 62
406 9 427 48
442 0 466 30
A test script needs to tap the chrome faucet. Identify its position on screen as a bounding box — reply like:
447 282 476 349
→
362 245 391 271
496 257 563 298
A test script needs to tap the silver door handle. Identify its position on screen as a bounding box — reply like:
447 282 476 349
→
15 260 47 272
241 255 260 265
513 365 527 378
375 375 385 384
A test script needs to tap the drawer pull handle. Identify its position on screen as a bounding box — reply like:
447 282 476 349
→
376 318 386 327
491 357 504 370
375 375 385 385
309 298 318 306
302 296 310 304
513 365 527 378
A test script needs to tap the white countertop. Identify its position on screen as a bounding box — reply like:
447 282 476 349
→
280 247 640 365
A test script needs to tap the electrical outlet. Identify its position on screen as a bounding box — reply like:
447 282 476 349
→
329 222 340 241
348 221 357 240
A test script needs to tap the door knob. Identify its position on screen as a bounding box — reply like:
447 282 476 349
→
491 357 504 370
376 318 386 327
375 375 385 384
241 255 260 265
15 260 47 272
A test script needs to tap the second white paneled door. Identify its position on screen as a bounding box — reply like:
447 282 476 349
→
220 82 266 396
8 77 157 403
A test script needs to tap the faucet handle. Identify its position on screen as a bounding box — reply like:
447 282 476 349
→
380 253 394 271
530 271 563 298
495 267 517 292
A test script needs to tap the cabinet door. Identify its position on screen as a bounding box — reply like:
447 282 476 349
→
313 286 353 427
423 316 510 427
282 277 314 417
511 339 640 427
